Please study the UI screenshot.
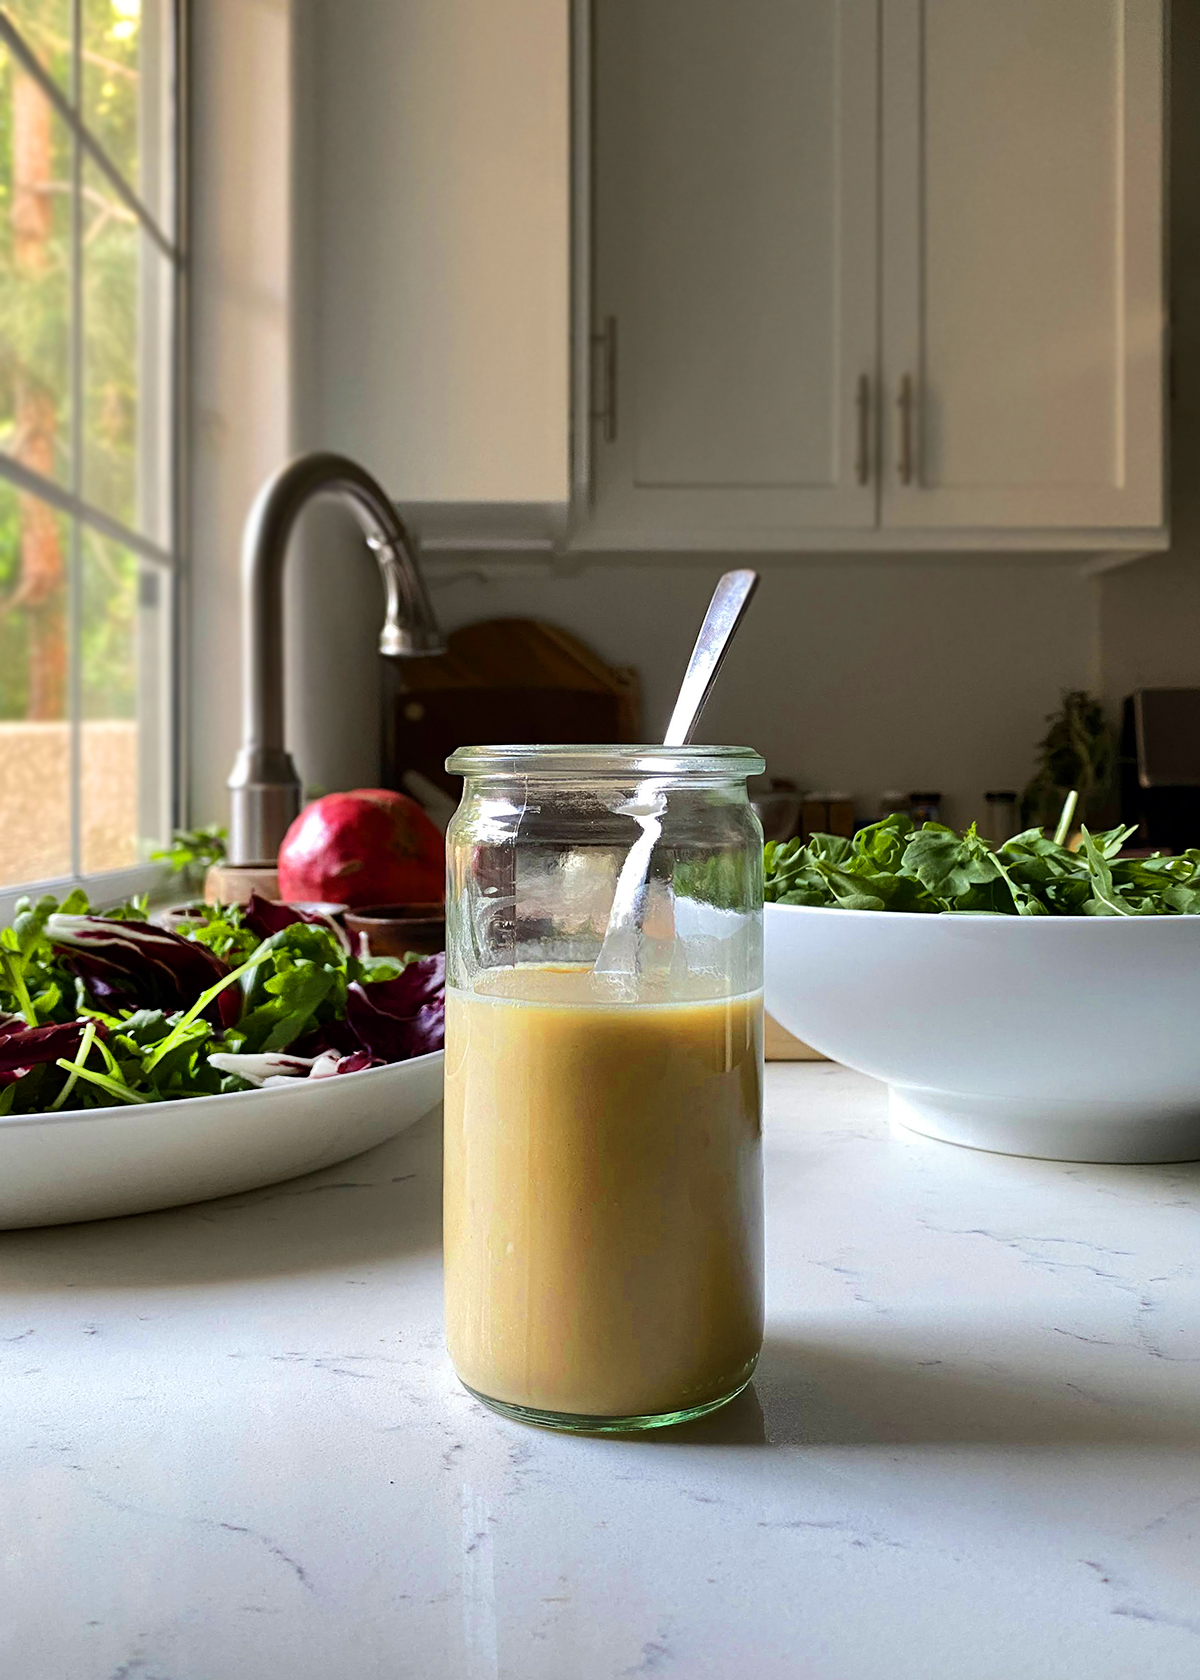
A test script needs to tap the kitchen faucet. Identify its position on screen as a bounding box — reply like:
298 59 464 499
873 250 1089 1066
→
226 452 445 866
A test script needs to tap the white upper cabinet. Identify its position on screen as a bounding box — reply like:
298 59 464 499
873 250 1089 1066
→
587 0 879 543
576 0 1166 553
880 0 1164 533
296 0 571 546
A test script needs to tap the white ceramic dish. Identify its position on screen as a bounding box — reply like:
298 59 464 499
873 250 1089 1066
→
764 901 1200 1163
0 1050 444 1228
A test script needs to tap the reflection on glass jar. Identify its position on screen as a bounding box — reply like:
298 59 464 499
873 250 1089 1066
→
442 744 766 1433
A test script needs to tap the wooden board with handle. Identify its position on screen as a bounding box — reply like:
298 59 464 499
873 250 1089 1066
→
382 618 641 797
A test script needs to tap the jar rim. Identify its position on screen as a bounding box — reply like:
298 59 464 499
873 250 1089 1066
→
445 743 766 778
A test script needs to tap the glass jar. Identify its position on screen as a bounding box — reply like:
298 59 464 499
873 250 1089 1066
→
442 744 766 1433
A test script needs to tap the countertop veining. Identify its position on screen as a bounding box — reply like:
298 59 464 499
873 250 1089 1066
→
4 1064 1200 1678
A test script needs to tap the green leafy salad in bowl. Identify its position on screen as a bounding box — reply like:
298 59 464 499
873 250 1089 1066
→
0 893 444 1116
764 812 1200 918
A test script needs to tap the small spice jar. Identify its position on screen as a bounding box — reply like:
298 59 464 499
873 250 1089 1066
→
983 791 1020 848
909 790 943 826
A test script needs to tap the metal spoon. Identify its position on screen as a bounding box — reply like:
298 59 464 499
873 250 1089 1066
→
662 569 760 746
594 569 759 974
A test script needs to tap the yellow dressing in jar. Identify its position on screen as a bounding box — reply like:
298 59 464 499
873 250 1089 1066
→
443 965 763 1424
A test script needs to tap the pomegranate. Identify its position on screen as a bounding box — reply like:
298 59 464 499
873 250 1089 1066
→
277 789 445 908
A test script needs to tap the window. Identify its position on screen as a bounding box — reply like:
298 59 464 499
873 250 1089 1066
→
0 0 180 907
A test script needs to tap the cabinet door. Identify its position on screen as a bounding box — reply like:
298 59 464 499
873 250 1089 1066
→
881 0 1164 531
586 0 879 546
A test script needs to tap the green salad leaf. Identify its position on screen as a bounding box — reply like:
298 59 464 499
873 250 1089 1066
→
765 812 1200 918
0 889 90 1026
149 824 228 876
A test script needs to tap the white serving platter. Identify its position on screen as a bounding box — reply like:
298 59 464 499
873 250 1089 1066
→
0 1050 444 1229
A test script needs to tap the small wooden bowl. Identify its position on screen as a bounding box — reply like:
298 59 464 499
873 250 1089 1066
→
343 902 446 958
204 863 280 905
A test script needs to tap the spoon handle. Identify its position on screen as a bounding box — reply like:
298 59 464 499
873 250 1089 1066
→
663 570 759 747
594 569 759 976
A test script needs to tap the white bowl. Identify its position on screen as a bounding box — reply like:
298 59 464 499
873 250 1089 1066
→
0 1050 444 1228
765 902 1200 1163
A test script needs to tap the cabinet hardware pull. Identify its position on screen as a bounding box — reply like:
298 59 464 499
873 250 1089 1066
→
589 316 618 443
897 373 916 486
855 374 870 485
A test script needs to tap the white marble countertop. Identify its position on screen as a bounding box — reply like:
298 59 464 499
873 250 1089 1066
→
4 1063 1200 1679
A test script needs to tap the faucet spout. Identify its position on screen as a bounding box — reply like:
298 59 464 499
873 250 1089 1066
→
226 452 445 866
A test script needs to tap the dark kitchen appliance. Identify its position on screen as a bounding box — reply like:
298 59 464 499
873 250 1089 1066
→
1120 689 1200 850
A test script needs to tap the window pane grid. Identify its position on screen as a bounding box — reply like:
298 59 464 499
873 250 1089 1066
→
0 448 172 561
0 7 175 257
0 0 178 893
1 1 180 550
68 0 80 874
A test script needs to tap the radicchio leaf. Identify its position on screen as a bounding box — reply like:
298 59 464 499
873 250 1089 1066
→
288 1018 360 1060
343 952 445 1062
208 1046 381 1087
46 915 241 1030
207 1050 316 1086
280 1048 381 1083
241 891 349 950
324 1048 377 1077
0 1018 108 1085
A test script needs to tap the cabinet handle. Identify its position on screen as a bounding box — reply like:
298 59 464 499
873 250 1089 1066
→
855 374 870 485
590 316 618 443
897 373 916 486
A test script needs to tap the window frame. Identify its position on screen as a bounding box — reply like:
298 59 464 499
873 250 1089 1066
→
0 0 187 918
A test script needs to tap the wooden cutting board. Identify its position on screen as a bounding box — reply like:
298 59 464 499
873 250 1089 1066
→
764 1013 827 1061
382 618 641 797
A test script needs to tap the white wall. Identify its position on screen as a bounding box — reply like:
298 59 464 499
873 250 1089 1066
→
1098 1 1200 712
427 558 1099 829
188 0 294 826
265 533 1099 830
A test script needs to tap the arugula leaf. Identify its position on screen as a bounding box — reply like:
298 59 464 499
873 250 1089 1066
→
906 824 1004 902
177 902 260 966
232 923 347 1053
1 895 64 1025
1078 825 1136 917
150 824 228 876
849 814 911 873
53 1057 148 1105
